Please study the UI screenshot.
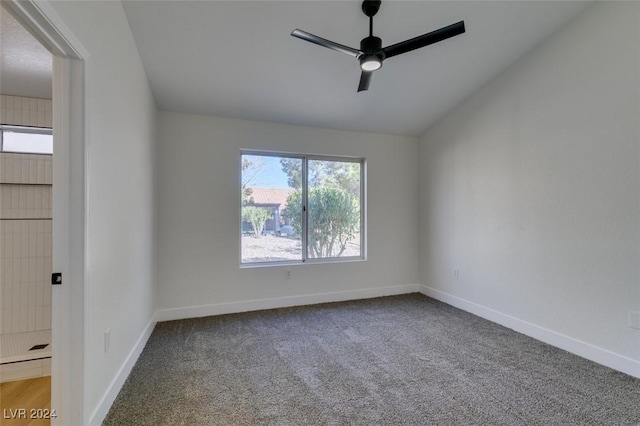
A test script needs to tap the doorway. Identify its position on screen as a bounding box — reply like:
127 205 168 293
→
1 1 86 424
0 7 54 422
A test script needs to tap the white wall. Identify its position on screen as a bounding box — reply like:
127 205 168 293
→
44 1 157 421
419 1 640 373
156 112 418 314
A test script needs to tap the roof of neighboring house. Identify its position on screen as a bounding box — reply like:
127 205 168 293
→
247 188 294 208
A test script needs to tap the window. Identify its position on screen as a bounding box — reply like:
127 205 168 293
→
241 151 365 265
0 126 53 154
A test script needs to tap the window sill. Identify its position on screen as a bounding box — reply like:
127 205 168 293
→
240 257 366 269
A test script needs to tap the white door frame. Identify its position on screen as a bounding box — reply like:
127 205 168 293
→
2 1 88 424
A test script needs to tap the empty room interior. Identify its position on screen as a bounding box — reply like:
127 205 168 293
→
0 0 639 424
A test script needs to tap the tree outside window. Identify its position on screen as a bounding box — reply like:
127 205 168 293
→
241 152 364 265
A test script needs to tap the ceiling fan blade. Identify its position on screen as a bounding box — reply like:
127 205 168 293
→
382 21 465 59
291 29 362 58
357 71 373 92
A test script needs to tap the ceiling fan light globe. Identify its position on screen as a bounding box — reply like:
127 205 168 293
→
360 56 382 71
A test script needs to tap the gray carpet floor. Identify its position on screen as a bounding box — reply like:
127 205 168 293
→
104 294 640 425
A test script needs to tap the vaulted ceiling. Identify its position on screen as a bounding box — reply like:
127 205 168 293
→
0 2 593 136
122 1 592 136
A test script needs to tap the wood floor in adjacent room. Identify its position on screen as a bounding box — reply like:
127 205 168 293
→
0 377 51 426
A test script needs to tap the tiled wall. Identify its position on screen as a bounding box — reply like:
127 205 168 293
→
0 153 52 335
0 154 53 186
0 94 53 335
0 95 53 128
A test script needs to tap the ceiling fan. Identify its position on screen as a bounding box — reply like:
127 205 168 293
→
291 0 465 92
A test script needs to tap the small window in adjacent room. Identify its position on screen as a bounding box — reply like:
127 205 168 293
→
0 126 53 154
240 151 365 265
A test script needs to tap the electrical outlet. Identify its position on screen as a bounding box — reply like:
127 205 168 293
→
453 269 460 279
286 270 292 280
629 311 640 330
104 329 111 353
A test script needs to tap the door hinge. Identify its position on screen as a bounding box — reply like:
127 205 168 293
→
52 272 62 285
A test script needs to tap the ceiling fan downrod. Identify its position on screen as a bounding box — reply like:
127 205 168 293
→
363 0 380 37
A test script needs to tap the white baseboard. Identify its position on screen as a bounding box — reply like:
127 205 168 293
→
89 312 158 426
156 284 421 322
420 285 640 379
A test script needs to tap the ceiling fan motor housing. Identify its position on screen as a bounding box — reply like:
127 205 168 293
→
359 36 385 64
360 36 382 54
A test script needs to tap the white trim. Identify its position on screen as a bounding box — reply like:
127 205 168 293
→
51 54 87 426
3 0 86 59
88 313 158 426
0 125 53 134
419 285 640 379
157 284 420 322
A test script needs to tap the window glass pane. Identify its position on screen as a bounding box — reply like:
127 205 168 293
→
241 154 303 263
307 159 361 259
2 131 52 154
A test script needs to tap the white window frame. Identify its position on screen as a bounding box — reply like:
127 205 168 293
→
240 150 366 267
0 125 53 155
